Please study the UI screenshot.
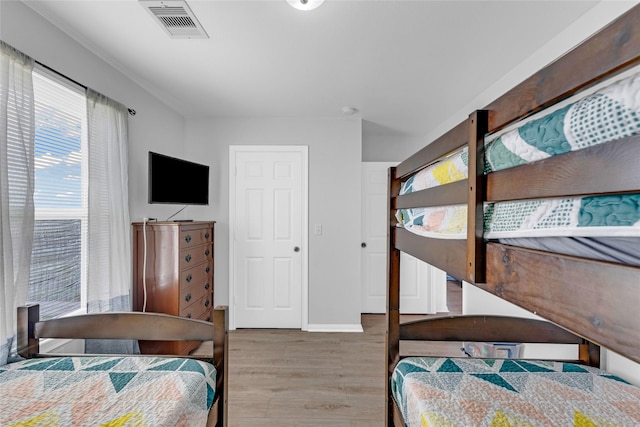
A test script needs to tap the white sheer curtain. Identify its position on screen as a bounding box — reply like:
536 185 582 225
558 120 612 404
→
0 42 35 365
86 89 131 313
85 89 133 353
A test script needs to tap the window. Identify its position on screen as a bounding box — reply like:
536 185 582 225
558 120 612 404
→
26 68 88 320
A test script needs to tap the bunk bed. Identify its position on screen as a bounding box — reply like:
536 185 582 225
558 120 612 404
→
0 305 228 427
387 5 640 427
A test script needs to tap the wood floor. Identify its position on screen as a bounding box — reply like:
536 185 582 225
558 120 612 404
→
225 281 462 426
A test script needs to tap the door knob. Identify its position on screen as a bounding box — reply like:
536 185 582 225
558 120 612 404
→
294 246 300 252
361 242 367 248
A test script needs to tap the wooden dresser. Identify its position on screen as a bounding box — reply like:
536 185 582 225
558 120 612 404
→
132 221 215 355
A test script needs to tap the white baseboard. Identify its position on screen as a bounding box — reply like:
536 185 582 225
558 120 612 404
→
307 323 364 333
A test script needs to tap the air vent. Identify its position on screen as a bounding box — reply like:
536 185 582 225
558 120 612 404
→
140 0 208 39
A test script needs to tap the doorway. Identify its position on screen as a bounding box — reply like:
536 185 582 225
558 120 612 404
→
229 146 308 329
361 162 447 314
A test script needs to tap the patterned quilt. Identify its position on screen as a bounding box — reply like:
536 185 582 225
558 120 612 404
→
484 71 640 173
0 356 217 427
397 151 469 239
396 71 640 239
392 357 640 427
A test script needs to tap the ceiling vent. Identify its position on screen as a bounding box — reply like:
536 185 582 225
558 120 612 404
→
140 0 209 39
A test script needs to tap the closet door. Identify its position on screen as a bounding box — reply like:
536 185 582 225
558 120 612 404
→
230 146 308 329
361 162 447 314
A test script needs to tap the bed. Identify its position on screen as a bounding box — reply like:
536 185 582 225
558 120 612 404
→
386 5 640 427
0 304 228 427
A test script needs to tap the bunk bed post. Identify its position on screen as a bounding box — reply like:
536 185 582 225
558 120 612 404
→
386 166 401 427
466 110 488 283
587 342 601 368
17 304 39 359
213 306 229 427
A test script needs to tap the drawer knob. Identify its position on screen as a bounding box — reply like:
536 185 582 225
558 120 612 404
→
185 235 192 243
185 313 192 319
205 248 210 256
185 254 192 263
205 283 210 290
186 274 193 283
205 299 210 307
205 266 211 274
204 232 210 239
185 293 192 302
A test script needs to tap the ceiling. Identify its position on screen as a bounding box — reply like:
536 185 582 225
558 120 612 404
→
21 0 601 138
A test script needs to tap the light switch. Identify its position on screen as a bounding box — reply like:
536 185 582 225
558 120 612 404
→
314 224 322 235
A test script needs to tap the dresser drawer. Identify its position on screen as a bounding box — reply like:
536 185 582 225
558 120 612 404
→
194 296 213 323
180 294 212 320
179 228 212 249
180 244 212 268
180 261 212 288
179 282 210 313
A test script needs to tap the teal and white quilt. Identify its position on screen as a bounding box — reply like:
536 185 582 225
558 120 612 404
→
0 356 216 426
392 357 640 427
484 71 640 173
484 195 640 239
397 71 640 239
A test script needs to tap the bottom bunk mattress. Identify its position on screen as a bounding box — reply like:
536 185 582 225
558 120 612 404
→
391 357 640 427
0 356 216 427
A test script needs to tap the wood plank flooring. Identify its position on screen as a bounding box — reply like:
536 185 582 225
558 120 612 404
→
224 281 462 426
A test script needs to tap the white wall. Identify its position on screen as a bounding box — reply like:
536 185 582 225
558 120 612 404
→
0 1 187 225
423 1 639 145
362 120 426 162
183 117 363 329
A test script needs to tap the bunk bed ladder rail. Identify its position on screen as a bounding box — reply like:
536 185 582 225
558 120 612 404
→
466 110 488 284
386 111 488 427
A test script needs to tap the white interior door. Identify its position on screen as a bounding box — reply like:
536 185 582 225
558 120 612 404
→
361 162 395 313
230 146 308 329
399 252 448 314
361 162 447 314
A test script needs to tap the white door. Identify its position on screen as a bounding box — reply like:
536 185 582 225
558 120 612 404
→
399 252 448 314
361 162 395 313
361 162 447 314
230 146 308 329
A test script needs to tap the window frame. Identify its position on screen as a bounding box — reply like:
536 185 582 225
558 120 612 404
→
31 65 89 320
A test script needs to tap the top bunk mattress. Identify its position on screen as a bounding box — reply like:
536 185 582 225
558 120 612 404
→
396 70 640 241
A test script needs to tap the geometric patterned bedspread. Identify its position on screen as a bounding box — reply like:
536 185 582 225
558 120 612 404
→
397 70 640 239
391 357 640 427
0 356 216 427
484 71 640 175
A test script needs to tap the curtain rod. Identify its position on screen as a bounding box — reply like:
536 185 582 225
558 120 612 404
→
35 60 136 116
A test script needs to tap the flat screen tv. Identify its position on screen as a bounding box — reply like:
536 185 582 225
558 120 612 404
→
148 151 209 205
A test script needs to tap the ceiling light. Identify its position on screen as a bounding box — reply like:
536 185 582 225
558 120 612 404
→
287 0 325 11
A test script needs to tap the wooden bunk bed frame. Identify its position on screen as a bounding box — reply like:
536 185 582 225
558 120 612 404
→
386 5 640 427
17 304 229 427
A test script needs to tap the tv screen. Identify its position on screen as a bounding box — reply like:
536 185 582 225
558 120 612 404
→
148 152 209 205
